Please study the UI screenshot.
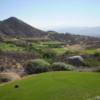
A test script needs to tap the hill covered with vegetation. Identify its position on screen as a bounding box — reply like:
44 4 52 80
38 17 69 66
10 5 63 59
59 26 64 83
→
0 17 100 100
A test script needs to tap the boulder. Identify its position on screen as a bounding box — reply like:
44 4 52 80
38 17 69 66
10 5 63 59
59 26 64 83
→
67 56 86 66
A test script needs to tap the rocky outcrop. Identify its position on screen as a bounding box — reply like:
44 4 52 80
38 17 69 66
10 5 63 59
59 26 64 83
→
66 56 86 66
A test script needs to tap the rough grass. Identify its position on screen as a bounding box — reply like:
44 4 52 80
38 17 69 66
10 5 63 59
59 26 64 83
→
81 49 99 55
0 72 100 100
0 43 25 52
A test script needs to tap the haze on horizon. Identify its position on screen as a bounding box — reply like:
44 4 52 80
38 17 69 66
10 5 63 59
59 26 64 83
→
0 0 100 34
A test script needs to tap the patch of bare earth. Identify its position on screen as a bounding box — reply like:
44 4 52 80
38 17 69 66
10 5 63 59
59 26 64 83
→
0 72 21 84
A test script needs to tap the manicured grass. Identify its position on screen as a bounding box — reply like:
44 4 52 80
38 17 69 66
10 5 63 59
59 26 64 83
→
52 48 67 55
41 41 63 45
81 49 99 55
0 72 100 100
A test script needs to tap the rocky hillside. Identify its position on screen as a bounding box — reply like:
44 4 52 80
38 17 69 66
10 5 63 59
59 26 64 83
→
48 32 100 48
0 17 46 37
0 17 100 49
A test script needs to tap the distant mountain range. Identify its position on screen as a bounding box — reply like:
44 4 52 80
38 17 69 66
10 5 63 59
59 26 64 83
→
52 27 100 37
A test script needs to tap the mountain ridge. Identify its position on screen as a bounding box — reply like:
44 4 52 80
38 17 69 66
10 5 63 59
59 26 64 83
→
52 27 100 37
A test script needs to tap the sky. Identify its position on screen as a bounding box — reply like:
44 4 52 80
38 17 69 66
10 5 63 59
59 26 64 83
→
0 0 100 30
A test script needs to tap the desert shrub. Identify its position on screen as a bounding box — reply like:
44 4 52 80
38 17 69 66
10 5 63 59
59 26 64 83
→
42 49 57 63
94 51 100 57
84 58 100 67
94 67 100 72
51 62 74 71
42 50 56 59
24 59 50 74
0 49 3 52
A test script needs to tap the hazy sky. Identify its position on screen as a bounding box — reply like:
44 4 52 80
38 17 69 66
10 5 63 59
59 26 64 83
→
0 0 100 29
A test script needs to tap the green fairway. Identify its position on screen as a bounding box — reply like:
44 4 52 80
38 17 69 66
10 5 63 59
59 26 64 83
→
0 72 100 100
52 48 67 55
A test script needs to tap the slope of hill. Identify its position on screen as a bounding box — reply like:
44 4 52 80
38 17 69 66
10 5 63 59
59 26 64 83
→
0 17 100 49
48 32 100 48
0 72 100 100
0 17 46 37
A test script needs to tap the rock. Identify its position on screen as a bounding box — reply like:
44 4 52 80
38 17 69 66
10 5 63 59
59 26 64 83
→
67 56 86 66
0 72 21 83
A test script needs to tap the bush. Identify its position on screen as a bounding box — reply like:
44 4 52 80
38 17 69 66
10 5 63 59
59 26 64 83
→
84 58 100 67
94 51 100 57
42 49 57 63
42 50 56 59
94 67 100 72
24 59 50 74
51 62 74 71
